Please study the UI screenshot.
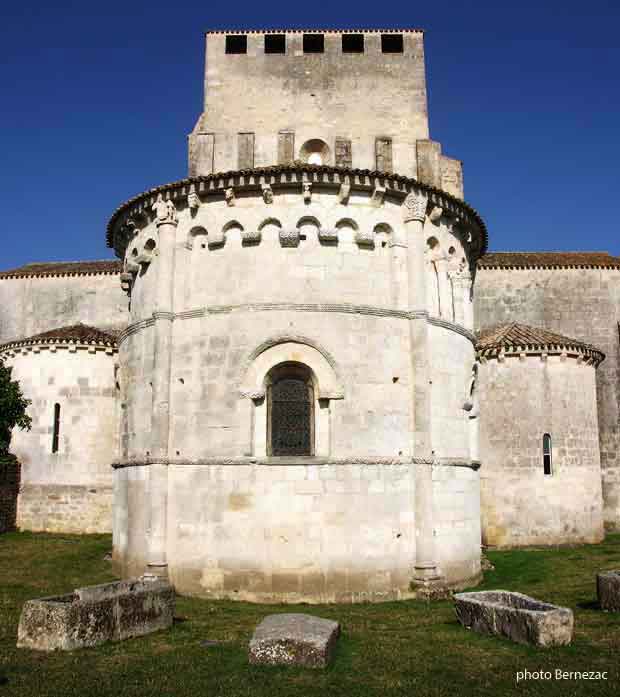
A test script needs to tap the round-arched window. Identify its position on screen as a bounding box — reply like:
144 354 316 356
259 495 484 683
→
267 362 314 456
299 139 330 166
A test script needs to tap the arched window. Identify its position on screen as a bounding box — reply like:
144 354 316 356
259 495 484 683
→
543 433 552 475
52 403 61 454
267 363 314 456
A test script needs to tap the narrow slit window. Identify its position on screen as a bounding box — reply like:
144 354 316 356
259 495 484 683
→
52 403 61 454
381 34 404 53
225 35 247 54
543 433 552 475
342 34 364 53
303 34 324 54
265 34 286 54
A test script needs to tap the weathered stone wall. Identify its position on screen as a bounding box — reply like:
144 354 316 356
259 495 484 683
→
2 347 118 533
474 266 620 531
190 31 429 176
477 353 604 546
0 272 128 345
113 184 482 598
17 484 113 534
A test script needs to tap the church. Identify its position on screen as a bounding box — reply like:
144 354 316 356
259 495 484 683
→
0 29 615 602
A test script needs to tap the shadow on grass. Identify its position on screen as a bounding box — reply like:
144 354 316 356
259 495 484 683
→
577 599 601 611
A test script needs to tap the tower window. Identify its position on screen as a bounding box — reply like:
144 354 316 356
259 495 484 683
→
342 34 364 53
375 137 393 172
52 403 61 454
267 363 314 456
265 34 286 54
303 34 324 54
381 34 404 54
543 433 552 475
225 35 247 54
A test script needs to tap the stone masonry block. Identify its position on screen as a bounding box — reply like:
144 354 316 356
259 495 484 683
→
249 613 340 668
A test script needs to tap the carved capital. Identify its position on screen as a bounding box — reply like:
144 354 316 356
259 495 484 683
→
152 193 178 226
402 190 428 223
225 188 235 207
338 182 351 205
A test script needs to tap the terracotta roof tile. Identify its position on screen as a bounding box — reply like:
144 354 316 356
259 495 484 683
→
0 260 122 279
478 252 620 270
0 324 120 352
476 322 604 365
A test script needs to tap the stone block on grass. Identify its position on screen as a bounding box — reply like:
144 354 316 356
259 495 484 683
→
249 613 340 668
597 570 620 612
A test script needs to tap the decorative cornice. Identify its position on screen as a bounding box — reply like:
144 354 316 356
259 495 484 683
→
106 165 488 258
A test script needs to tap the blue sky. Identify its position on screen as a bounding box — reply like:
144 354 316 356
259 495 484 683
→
1 1 618 267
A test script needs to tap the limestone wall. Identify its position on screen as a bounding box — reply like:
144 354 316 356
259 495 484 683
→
113 181 483 598
2 346 118 533
477 353 604 547
0 272 128 344
475 266 620 530
190 30 429 176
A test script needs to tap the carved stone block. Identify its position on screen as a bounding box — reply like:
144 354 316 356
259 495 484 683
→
279 228 300 248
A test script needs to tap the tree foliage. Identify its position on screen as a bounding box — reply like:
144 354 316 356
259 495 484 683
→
0 359 31 455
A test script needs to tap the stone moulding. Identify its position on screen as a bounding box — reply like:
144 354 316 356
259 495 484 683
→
17 577 175 651
597 570 620 611
454 590 574 647
248 613 341 668
105 165 488 259
117 307 475 346
110 456 480 469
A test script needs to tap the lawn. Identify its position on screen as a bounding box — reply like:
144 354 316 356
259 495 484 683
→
1 532 619 696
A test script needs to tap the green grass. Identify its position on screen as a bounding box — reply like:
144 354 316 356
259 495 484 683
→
1 532 619 696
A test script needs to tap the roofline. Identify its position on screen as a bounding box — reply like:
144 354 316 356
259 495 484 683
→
204 28 425 36
478 252 620 271
0 335 118 355
476 344 605 367
106 164 487 258
0 261 122 280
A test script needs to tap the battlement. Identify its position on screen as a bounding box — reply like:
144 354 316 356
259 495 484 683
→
189 29 431 180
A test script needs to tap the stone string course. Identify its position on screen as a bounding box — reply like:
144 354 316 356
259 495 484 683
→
118 306 475 347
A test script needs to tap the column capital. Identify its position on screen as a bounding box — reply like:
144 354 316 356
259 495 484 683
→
402 189 428 223
152 193 178 227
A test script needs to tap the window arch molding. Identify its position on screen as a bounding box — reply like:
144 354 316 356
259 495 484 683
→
240 337 343 400
239 338 344 458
